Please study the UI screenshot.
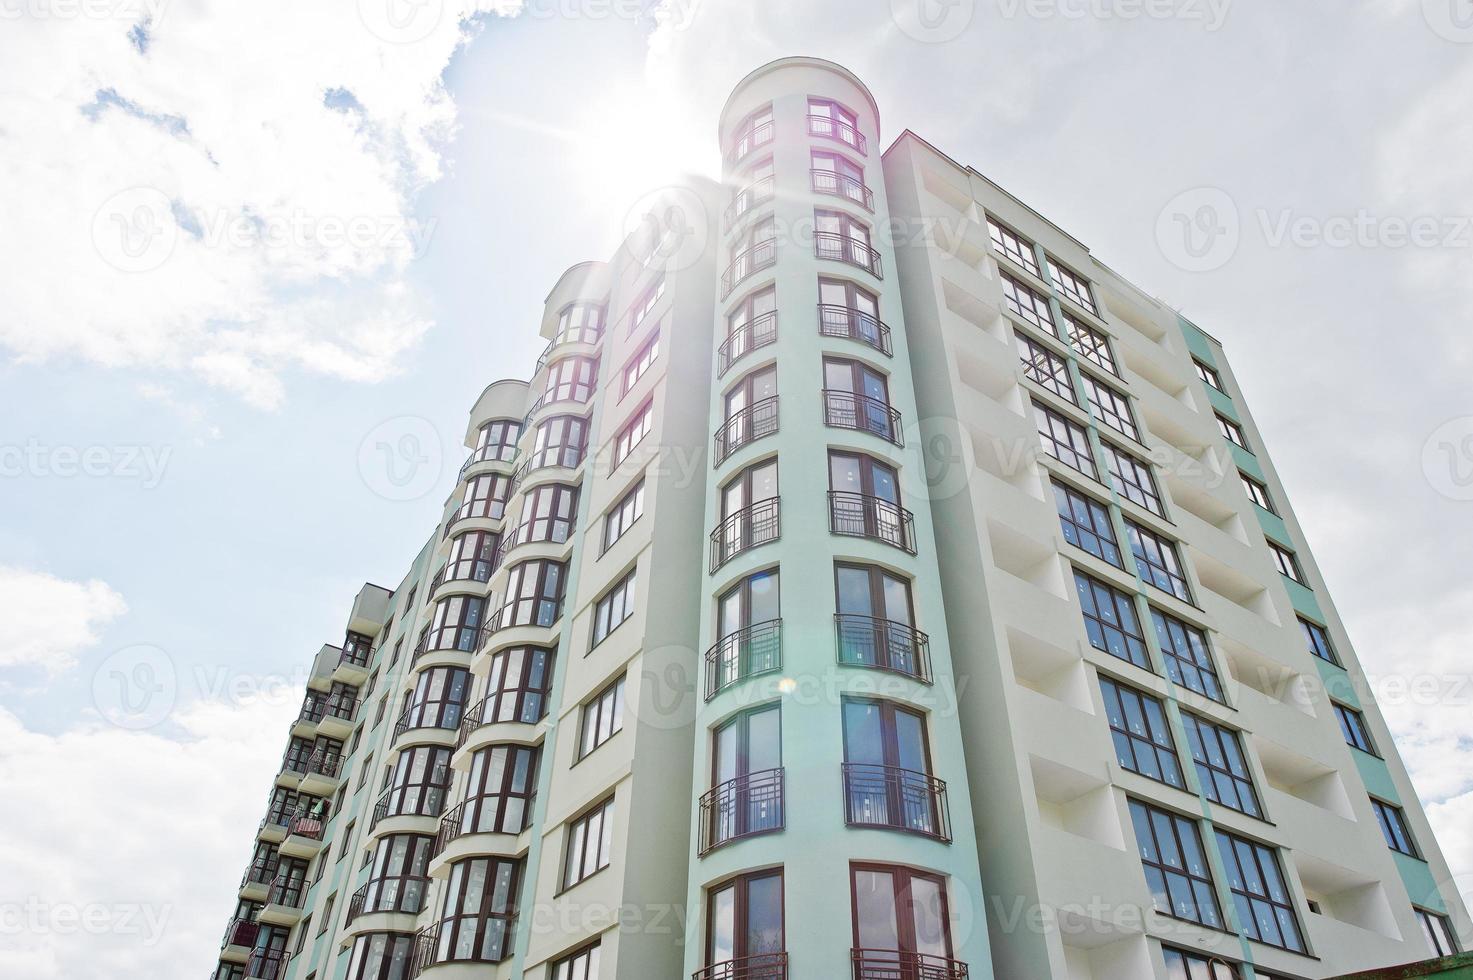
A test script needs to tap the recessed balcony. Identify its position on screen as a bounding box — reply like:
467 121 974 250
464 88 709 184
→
316 696 359 740
827 491 916 554
698 767 785 855
818 304 892 356
257 813 289 844
821 390 903 446
292 695 325 738
334 634 372 684
298 751 343 796
724 175 776 231
714 395 779 465
808 113 868 154
725 119 775 165
239 863 274 902
256 875 306 926
278 813 327 860
851 949 968 980
704 619 782 701
814 232 882 277
220 918 259 963
834 614 933 685
346 875 430 924
693 953 788 980
841 763 951 842
717 311 778 378
721 240 777 299
709 497 781 574
810 169 874 211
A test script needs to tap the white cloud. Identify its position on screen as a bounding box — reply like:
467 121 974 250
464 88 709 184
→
0 694 299 980
0 568 128 673
0 0 521 407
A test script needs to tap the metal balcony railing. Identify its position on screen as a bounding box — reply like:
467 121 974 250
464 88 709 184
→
456 680 550 748
266 874 305 910
339 636 371 670
457 442 517 478
345 875 430 923
810 169 875 210
814 232 882 277
717 312 778 378
302 751 341 780
698 767 784 855
724 175 775 231
430 555 495 593
323 694 359 724
726 120 775 164
241 862 276 890
535 328 602 373
704 619 782 701
721 240 777 299
709 498 781 573
841 764 951 842
827 491 916 554
821 390 903 446
286 813 325 841
245 948 287 980
714 395 779 464
834 614 933 684
393 700 465 740
693 952 789 980
297 696 325 725
432 795 533 858
807 114 868 154
221 917 259 949
851 949 969 980
369 767 451 828
817 304 892 356
511 443 585 487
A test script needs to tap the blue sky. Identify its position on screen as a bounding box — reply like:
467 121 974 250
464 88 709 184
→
3 1 1473 976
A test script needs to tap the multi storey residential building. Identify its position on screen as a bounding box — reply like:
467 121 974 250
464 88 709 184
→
211 57 1469 980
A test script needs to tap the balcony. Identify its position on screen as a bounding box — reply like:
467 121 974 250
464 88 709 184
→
456 683 549 750
293 695 324 737
457 442 516 478
299 751 342 795
842 764 951 842
808 113 868 154
821 390 904 446
851 950 968 980
717 312 778 378
721 240 777 299
714 395 779 464
346 875 430 924
370 768 452 829
726 120 775 165
316 695 359 740
834 615 932 684
535 329 602 374
335 634 372 683
245 948 287 980
522 385 596 429
698 767 785 855
693 953 789 980
705 619 782 701
409 919 516 975
239 862 275 901
811 169 874 211
257 874 306 926
709 498 781 574
495 517 573 565
818 304 891 356
511 443 585 488
279 813 326 859
430 556 494 594
412 625 481 667
432 796 531 860
220 917 259 962
394 701 464 741
724 175 775 231
827 492 916 554
814 232 882 277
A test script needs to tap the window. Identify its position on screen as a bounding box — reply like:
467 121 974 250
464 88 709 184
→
436 857 520 963
706 704 784 849
357 753 374 791
591 569 636 647
841 697 944 838
514 482 578 548
402 586 416 615
808 97 864 151
358 834 433 918
835 562 926 680
1162 946 1240 979
828 451 910 552
728 157 774 227
454 472 512 523
718 365 778 462
628 277 664 333
1152 609 1224 703
986 217 1039 275
1082 374 1140 442
1053 481 1122 567
1098 676 1184 789
1371 798 1419 857
1034 402 1098 479
814 209 879 275
714 459 781 568
850 864 956 971
1001 272 1056 335
612 400 653 469
728 104 773 160
528 414 589 472
1417 908 1460 957
1103 441 1164 516
1215 830 1305 951
1195 359 1224 391
541 355 599 406
603 479 644 553
401 666 471 734
294 916 310 954
1182 714 1260 817
455 744 538 836
1073 570 1151 670
1268 541 1305 584
1047 257 1097 314
621 331 659 395
720 286 777 375
390 636 402 667
338 822 355 862
471 419 520 464
1332 701 1375 754
554 302 605 345
382 745 451 819
345 933 416 980
1018 334 1076 403
1240 472 1275 513
711 568 782 696
1300 617 1339 665
562 796 615 889
1065 315 1118 376
579 675 625 759
818 277 888 353
479 646 553 725
822 356 897 443
499 559 565 629
1217 413 1249 450
551 942 601 980
426 595 485 653
1127 521 1192 602
811 149 869 207
1128 799 1223 928
705 869 784 972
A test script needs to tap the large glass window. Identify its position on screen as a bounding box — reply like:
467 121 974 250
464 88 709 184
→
1417 908 1460 957
808 97 864 151
1269 541 1305 585
426 595 485 653
829 451 909 551
591 568 637 647
628 277 664 334
707 704 783 848
823 356 897 443
562 796 615 889
1018 333 1076 404
842 698 944 838
1182 714 1260 817
1053 481 1122 567
1371 798 1420 857
602 479 644 553
401 666 470 733
444 530 498 585
499 559 565 628
818 277 887 353
541 356 598 405
579 674 625 759
835 563 925 680
1082 373 1139 442
711 569 782 696
1128 799 1222 928
554 302 604 346
345 932 415 980
514 482 578 547
454 473 511 523
1001 272 1056 335
1034 402 1097 479
728 104 773 160
471 419 520 464
986 217 1039 275
715 459 780 566
811 149 869 207
1047 257 1097 314
1065 315 1118 376
1073 570 1150 670
612 400 653 469
1102 441 1164 517
1151 609 1223 703
1214 830 1305 951
528 415 588 472
356 834 432 919
718 365 778 461
1161 946 1239 979
382 746 450 820
815 209 878 275
1098 676 1183 789
721 286 777 375
1127 521 1192 602
621 330 659 395
551 943 601 980
436 858 520 963
705 870 784 972
850 865 956 972
1333 701 1376 754
478 646 553 726
457 744 538 836
1217 413 1249 450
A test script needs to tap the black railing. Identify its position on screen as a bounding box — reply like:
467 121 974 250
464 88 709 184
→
693 952 789 980
431 556 495 592
709 498 781 573
721 240 777 299
808 114 868 153
811 169 875 210
726 120 775 163
717 312 778 377
821 390 903 446
828 492 916 554
339 637 371 670
245 948 287 980
834 614 933 684
818 304 892 356
458 442 516 477
297 696 325 725
724 175 776 230
814 232 882 277
842 764 951 842
851 949 968 980
221 917 259 949
704 619 782 701
432 795 533 858
455 681 550 748
394 700 465 740
535 330 602 373
369 768 452 828
323 695 359 724
241 862 276 890
714 395 779 464
698 767 785 855
346 875 430 923
302 751 342 781
286 813 325 841
512 443 585 486
266 874 305 910
409 918 516 975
